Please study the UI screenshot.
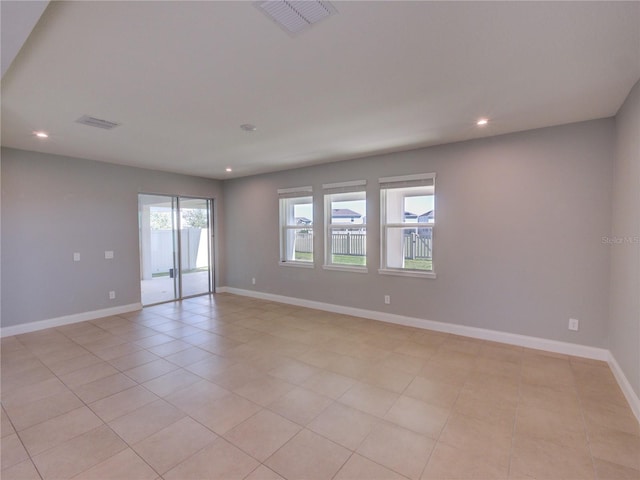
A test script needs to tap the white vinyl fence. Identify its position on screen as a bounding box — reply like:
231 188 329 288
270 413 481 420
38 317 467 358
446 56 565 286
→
294 231 431 259
151 228 208 274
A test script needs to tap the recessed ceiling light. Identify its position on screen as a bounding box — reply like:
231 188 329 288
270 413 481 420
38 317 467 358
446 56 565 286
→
34 131 49 138
240 124 257 132
226 167 233 172
477 118 489 126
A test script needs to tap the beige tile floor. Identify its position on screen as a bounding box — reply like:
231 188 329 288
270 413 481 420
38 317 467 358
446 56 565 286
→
1 293 639 480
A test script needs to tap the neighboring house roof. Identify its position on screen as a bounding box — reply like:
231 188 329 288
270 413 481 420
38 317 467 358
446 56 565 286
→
296 217 312 225
332 208 361 219
404 211 418 219
418 210 434 221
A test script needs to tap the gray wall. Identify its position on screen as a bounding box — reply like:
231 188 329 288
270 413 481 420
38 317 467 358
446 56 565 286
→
223 119 614 348
1 148 223 327
610 80 640 397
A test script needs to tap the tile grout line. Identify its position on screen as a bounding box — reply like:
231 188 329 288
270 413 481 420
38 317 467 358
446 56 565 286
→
22 326 163 480
1 402 44 480
8 332 96 480
416 348 477 480
4 294 638 479
506 356 523 479
570 360 601 480
17 312 221 478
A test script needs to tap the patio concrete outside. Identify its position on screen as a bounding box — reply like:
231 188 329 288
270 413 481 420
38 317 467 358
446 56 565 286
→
141 270 211 305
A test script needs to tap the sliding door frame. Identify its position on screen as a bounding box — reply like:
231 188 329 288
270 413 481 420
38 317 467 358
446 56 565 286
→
138 193 216 306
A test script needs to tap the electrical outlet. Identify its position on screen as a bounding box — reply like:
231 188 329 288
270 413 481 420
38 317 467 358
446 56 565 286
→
384 295 391 305
105 251 114 259
252 277 256 285
568 318 579 331
109 291 116 300
73 252 81 262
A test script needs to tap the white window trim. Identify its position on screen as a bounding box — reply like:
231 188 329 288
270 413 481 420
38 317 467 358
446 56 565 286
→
384 222 433 228
279 188 314 266
378 268 436 279
378 173 435 185
280 261 314 269
281 225 314 264
323 182 367 272
322 180 367 190
379 173 435 277
323 264 368 273
277 186 313 195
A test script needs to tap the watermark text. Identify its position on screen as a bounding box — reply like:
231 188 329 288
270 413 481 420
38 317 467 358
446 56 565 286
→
602 236 640 245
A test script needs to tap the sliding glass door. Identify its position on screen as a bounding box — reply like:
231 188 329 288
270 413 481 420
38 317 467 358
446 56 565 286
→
139 195 179 305
178 197 212 297
138 194 213 306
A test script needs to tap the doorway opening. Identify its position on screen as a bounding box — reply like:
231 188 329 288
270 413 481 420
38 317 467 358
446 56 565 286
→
138 194 214 306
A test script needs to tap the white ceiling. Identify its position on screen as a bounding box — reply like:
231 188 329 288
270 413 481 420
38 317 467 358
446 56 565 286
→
2 1 639 179
0 0 48 77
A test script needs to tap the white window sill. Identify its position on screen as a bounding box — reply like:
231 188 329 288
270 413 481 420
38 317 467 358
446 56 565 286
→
323 265 368 274
279 261 314 269
378 268 436 279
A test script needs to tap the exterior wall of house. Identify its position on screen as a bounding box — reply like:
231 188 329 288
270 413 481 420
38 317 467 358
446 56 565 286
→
0 147 223 328
223 118 615 348
610 79 640 397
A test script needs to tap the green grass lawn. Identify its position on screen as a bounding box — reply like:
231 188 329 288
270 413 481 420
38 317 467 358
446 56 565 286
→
331 254 366 266
404 258 433 270
294 252 432 270
294 252 366 265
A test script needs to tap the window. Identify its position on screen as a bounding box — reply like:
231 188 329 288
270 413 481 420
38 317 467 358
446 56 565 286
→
323 180 367 272
278 186 314 266
380 173 435 277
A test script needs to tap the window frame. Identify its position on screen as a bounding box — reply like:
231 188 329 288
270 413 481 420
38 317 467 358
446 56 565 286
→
323 180 368 273
278 186 314 268
379 174 436 278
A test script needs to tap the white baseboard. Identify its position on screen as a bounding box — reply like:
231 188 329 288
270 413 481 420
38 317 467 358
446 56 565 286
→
221 286 640 421
608 352 640 423
220 287 609 361
0 303 142 337
6 288 638 424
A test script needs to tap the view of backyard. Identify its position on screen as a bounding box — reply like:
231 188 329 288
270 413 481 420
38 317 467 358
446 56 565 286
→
295 251 432 270
282 187 434 271
139 194 212 305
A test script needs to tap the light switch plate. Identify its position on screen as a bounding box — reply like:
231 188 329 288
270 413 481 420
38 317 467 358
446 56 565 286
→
105 251 114 259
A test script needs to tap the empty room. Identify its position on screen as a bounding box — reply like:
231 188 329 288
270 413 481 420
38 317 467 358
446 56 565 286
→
1 1 639 479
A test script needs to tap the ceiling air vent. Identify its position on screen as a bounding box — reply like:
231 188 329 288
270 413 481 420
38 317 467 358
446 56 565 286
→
255 1 337 36
75 115 121 130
